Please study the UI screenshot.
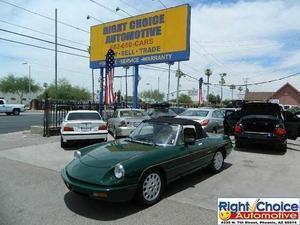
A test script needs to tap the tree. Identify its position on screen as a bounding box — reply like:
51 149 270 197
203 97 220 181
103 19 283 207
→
40 79 91 101
208 93 221 105
0 74 40 103
178 94 193 105
140 90 164 103
229 84 236 100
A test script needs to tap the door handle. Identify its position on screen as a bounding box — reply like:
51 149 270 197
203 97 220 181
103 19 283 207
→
198 142 203 146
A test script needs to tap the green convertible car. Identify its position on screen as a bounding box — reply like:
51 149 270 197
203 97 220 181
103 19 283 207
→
61 117 233 206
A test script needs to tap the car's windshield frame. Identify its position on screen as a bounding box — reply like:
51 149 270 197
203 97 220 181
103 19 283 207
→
128 122 180 147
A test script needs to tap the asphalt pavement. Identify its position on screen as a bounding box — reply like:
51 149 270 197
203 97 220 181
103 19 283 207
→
0 112 43 134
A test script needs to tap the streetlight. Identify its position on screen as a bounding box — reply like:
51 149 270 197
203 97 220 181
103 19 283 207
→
22 62 31 102
205 69 212 101
116 7 132 17
86 15 103 23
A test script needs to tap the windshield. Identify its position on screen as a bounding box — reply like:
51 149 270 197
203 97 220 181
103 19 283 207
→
67 112 101 120
120 110 147 118
149 108 177 117
129 122 179 146
180 109 209 117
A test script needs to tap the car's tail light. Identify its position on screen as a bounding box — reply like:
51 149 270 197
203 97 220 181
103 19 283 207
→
98 124 107 130
200 119 209 126
63 126 74 131
274 127 286 136
234 123 243 134
119 120 127 127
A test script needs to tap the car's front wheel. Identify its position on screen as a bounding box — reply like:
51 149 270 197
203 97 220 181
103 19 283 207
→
60 137 68 148
13 109 20 116
136 169 165 206
209 151 224 173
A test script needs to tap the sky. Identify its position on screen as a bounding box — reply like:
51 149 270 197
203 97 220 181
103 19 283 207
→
0 0 300 100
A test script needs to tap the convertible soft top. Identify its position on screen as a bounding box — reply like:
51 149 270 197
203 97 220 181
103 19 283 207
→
145 117 207 139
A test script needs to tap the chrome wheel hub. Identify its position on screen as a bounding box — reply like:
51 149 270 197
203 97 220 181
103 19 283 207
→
214 152 223 170
142 173 161 202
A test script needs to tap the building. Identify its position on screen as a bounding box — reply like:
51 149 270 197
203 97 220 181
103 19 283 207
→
245 83 300 106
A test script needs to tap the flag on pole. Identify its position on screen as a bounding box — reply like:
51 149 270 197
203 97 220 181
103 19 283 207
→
105 49 115 105
199 77 204 105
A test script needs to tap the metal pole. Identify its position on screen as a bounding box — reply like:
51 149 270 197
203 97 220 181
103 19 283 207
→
207 75 210 101
28 65 31 101
125 67 128 107
133 65 139 109
167 63 171 102
176 62 181 107
99 68 104 116
55 8 58 100
158 76 160 91
92 69 95 102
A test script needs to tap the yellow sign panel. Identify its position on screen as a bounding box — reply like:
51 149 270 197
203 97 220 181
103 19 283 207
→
90 4 190 68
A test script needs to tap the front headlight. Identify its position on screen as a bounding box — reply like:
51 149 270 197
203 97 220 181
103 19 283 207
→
74 150 81 159
114 163 125 179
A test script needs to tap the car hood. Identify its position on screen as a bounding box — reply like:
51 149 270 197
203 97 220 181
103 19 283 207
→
80 140 154 168
66 140 155 185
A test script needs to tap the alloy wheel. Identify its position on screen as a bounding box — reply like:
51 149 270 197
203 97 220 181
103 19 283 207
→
142 173 161 202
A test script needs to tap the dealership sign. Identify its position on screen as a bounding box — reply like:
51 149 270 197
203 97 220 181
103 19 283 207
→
218 198 300 224
90 4 191 68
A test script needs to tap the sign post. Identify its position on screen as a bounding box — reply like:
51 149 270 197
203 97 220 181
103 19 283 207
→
133 65 139 108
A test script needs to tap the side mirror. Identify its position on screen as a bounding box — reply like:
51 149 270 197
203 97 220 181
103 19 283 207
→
184 137 195 146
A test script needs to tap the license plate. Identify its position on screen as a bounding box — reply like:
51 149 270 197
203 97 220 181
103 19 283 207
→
81 127 91 131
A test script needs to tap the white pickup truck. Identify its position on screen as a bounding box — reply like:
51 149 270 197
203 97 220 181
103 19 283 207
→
0 99 26 115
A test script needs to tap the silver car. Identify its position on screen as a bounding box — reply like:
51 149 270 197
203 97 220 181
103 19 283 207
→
107 109 150 138
176 108 224 133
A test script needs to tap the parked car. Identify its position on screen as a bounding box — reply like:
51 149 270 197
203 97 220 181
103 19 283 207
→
107 108 150 138
224 102 300 151
60 110 108 148
0 99 26 115
147 102 177 118
176 108 224 133
61 117 233 206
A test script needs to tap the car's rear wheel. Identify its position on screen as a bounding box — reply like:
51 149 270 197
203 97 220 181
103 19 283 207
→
278 143 287 152
60 137 68 148
136 169 164 206
13 109 20 116
209 151 224 173
235 139 243 148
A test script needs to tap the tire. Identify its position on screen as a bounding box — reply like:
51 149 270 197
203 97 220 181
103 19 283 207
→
61 137 68 148
12 109 20 116
235 140 243 148
136 169 165 206
278 143 287 152
6 112 12 116
209 151 224 173
213 127 218 133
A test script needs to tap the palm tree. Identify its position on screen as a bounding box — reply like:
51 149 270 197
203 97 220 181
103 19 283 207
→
205 69 212 100
229 84 236 100
219 73 226 101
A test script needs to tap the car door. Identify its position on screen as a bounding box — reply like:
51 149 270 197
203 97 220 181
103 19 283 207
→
0 100 5 113
283 111 300 140
224 110 241 135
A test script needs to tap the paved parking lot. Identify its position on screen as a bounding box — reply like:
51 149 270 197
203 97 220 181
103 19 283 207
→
0 133 300 225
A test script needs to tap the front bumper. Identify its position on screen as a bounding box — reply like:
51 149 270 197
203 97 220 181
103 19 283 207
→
61 168 137 202
62 132 108 142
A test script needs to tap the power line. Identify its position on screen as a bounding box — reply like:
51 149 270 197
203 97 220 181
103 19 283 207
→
0 0 89 33
0 28 88 53
88 0 122 17
0 19 88 47
0 37 89 58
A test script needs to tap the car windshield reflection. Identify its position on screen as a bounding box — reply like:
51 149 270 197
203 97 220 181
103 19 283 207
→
128 122 179 146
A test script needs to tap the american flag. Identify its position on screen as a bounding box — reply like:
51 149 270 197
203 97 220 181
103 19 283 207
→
105 49 115 105
199 77 204 105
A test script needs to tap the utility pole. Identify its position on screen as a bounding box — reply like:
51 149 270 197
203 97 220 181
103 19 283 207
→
243 77 249 99
176 62 183 107
124 66 129 107
54 8 58 101
92 69 95 102
157 76 160 92
205 69 212 101
167 62 174 102
219 73 226 102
